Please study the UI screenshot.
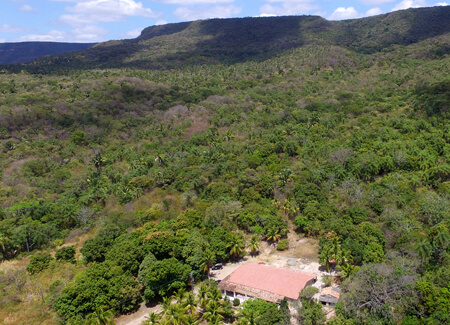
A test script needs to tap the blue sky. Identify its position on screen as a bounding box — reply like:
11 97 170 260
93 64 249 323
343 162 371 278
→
0 0 448 43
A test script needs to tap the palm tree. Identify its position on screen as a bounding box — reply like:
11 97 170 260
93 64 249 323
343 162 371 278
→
172 288 186 304
265 227 281 243
202 300 224 323
271 199 281 209
200 249 216 279
161 297 172 317
282 201 290 216
319 245 332 273
197 283 209 310
277 168 293 187
207 314 223 325
163 304 184 325
410 174 421 191
84 307 115 325
183 292 198 315
432 229 450 263
320 234 346 273
249 235 260 257
433 229 450 249
207 286 223 302
330 236 344 265
229 232 245 260
143 312 161 325
223 130 235 142
91 153 106 173
416 240 432 269
181 314 199 325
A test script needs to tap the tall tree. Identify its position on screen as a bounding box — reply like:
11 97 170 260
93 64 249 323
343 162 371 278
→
416 240 433 269
229 232 246 260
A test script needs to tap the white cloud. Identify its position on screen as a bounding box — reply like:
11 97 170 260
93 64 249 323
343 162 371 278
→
18 30 67 42
155 19 168 25
434 2 448 5
264 0 314 2
58 0 159 29
328 7 360 20
361 0 395 5
16 25 108 43
160 0 234 4
0 24 25 33
67 0 157 18
259 1 320 16
59 14 93 26
328 6 384 20
365 7 383 16
392 0 427 11
121 27 143 38
72 25 108 41
19 4 34 11
173 5 241 20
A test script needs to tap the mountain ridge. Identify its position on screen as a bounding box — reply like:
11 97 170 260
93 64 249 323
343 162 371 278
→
2 6 449 71
0 41 96 65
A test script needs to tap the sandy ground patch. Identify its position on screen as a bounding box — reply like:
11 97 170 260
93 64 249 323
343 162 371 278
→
115 302 161 325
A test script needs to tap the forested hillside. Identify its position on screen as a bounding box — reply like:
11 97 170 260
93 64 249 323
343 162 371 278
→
0 6 449 325
0 42 95 65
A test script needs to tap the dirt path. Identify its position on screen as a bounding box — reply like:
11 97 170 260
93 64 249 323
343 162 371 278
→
115 302 161 325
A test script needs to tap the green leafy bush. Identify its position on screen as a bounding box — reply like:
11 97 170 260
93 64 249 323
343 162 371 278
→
105 238 141 274
143 257 191 301
71 130 87 145
55 246 76 263
26 253 53 274
276 239 289 251
54 261 141 321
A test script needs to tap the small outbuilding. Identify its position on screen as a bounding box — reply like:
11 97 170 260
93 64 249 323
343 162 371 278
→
218 263 317 303
319 286 341 306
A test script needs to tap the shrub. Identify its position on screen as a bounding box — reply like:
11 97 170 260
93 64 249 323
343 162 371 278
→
55 246 76 263
52 238 64 248
26 253 53 274
322 275 333 287
276 239 289 251
71 130 87 145
233 298 240 306
347 206 369 224
23 159 51 178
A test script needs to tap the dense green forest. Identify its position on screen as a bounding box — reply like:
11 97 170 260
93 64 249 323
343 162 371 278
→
0 6 449 325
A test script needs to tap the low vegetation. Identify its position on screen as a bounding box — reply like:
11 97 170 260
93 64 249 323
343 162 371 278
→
0 6 449 325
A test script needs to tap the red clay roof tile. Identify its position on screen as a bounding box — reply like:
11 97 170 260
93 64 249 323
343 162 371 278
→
219 263 317 301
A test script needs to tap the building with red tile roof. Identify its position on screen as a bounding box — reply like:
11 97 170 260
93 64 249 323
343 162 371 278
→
319 286 341 306
218 263 317 303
